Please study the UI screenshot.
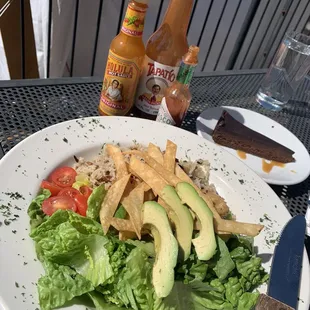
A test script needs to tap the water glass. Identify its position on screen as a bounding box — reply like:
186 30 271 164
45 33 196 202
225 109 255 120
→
256 31 310 111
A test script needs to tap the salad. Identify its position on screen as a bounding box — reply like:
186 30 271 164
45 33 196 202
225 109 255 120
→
28 140 267 310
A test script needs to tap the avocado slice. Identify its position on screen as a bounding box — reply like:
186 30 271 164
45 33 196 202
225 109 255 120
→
161 185 193 261
176 182 217 261
143 201 178 298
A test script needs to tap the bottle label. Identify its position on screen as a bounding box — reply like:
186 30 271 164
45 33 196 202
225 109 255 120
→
99 50 140 116
135 55 180 116
121 4 146 37
177 62 196 85
156 97 176 126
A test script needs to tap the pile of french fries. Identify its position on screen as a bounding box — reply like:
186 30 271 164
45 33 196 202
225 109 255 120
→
99 140 264 241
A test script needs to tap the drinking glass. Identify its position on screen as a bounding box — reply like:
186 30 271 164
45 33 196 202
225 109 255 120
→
256 31 310 111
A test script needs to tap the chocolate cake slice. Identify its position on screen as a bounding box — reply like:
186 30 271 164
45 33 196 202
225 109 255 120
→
212 110 295 163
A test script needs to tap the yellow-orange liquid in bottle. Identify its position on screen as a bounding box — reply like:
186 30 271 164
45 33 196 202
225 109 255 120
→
134 0 194 120
156 46 199 127
98 0 148 116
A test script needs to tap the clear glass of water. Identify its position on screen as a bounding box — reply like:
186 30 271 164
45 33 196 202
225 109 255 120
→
256 31 310 111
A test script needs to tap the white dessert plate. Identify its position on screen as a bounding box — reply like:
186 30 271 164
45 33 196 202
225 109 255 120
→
196 106 310 185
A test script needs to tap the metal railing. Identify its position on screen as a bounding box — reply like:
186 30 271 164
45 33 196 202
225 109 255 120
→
11 0 310 79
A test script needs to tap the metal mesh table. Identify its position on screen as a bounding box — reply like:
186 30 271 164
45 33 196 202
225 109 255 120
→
0 70 309 217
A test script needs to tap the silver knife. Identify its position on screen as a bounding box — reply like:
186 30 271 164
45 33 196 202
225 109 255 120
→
255 215 306 310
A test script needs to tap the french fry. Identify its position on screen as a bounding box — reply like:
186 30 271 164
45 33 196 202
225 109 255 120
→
215 220 263 237
129 156 168 196
158 140 176 218
136 181 151 192
111 218 135 232
163 140 177 173
100 174 131 234
121 185 145 239
135 181 156 202
106 144 128 178
122 150 144 156
147 143 164 164
143 154 180 187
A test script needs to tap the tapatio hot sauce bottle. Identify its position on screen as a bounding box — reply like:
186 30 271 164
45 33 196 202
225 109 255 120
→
156 45 199 127
134 0 194 120
98 0 149 116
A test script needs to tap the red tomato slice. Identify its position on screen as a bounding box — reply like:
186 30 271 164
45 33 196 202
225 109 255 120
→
79 186 93 200
74 194 88 216
42 196 77 216
58 187 81 199
40 180 61 196
51 167 77 188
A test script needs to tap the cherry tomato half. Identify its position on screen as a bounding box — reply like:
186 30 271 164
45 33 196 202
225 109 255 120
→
42 196 77 216
51 167 77 188
40 180 61 196
79 186 92 200
58 187 81 199
74 194 88 216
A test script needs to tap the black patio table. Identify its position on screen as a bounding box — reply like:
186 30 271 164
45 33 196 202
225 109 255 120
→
0 69 310 256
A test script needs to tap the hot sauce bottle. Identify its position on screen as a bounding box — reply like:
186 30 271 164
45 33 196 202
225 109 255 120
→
134 0 194 120
98 0 149 116
156 46 199 127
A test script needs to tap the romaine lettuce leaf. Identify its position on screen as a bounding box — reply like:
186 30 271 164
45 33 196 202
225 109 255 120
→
104 247 154 310
224 277 243 307
31 209 104 240
237 292 260 310
236 257 268 286
27 189 51 232
87 184 106 220
88 291 131 310
36 221 114 287
176 253 208 284
230 247 251 263
38 260 93 310
212 236 235 280
227 235 254 254
191 290 234 310
114 204 127 219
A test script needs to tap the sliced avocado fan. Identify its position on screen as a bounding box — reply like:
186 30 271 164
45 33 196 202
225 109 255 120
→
176 182 217 261
142 201 178 298
161 185 193 261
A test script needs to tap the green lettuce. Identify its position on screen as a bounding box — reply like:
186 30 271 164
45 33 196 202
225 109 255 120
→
227 235 254 254
31 209 104 240
27 189 51 232
88 291 130 310
237 292 260 310
230 247 251 263
38 260 93 310
236 257 268 286
176 253 208 283
224 277 243 307
212 236 235 280
114 204 127 219
87 184 106 220
34 220 114 287
100 247 154 310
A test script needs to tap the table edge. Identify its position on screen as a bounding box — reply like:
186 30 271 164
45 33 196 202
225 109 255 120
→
0 69 269 88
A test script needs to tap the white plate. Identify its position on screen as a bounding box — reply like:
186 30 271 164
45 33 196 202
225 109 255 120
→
0 116 309 310
196 106 310 185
